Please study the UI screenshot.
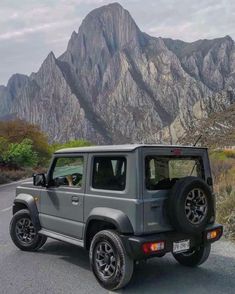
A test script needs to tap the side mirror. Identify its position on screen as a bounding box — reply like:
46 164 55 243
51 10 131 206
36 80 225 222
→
33 173 46 187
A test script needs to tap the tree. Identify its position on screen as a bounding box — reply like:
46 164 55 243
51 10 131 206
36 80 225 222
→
0 137 10 163
4 139 38 167
0 119 51 164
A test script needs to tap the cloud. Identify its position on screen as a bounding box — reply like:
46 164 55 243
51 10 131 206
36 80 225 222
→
0 18 81 41
127 0 235 41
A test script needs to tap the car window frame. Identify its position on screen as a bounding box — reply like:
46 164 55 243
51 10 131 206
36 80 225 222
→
47 153 86 190
90 155 128 193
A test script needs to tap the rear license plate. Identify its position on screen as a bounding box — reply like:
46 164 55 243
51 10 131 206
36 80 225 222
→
173 240 190 253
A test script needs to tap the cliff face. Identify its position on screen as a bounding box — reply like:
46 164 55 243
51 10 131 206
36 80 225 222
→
1 3 235 144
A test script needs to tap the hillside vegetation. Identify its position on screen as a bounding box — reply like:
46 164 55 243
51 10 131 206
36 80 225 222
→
179 105 235 241
179 103 235 148
210 150 235 241
0 119 91 184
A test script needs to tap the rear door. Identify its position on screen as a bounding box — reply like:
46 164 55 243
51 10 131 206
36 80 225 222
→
39 153 87 239
142 147 208 234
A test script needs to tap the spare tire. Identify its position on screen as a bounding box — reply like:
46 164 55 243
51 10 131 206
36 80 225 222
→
167 176 214 234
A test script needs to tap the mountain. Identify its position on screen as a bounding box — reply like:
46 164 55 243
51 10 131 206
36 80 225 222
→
0 2 235 144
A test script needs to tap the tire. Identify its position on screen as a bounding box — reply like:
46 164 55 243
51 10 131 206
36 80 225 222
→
34 235 47 250
89 230 134 291
10 209 47 251
173 244 211 267
168 177 214 234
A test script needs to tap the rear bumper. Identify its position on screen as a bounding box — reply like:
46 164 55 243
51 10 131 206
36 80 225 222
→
121 223 223 260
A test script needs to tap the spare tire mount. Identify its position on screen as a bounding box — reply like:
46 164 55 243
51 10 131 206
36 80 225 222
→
167 176 214 234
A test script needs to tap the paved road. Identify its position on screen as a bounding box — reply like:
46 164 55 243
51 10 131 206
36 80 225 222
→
0 181 235 294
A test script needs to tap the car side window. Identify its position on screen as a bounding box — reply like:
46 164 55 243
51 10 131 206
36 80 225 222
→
52 157 84 188
92 156 126 191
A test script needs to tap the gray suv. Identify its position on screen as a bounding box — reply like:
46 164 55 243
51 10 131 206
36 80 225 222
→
10 144 223 290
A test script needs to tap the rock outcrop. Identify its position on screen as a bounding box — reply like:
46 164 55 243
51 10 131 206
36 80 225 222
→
0 3 235 144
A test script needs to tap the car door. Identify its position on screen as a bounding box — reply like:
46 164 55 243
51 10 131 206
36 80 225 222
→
38 153 86 239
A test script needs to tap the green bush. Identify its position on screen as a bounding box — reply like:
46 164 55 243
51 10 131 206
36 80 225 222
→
3 139 38 168
210 150 227 161
224 150 235 158
0 119 51 165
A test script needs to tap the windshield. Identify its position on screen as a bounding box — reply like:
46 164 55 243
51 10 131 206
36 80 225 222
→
145 156 204 190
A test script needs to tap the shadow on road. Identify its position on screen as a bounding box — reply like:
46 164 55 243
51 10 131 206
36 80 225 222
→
39 240 90 270
39 240 235 294
124 253 235 294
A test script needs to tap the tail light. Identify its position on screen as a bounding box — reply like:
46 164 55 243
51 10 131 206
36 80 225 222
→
142 241 165 254
206 227 222 240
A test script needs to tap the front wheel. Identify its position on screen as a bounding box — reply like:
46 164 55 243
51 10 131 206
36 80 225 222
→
173 244 211 267
10 209 47 251
89 230 134 291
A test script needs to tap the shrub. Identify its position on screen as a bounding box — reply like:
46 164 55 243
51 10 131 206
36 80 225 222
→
0 137 10 163
210 159 232 183
3 139 38 168
225 184 233 196
0 119 51 165
217 191 235 241
0 173 10 185
0 168 32 184
224 150 235 158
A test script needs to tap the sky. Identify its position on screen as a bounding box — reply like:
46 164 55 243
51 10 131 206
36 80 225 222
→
0 0 234 85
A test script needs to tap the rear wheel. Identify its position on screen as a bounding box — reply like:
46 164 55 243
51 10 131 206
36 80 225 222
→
168 177 214 234
173 244 211 267
89 230 134 291
10 209 47 251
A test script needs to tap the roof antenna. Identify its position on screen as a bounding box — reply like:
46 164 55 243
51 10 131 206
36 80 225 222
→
193 134 202 147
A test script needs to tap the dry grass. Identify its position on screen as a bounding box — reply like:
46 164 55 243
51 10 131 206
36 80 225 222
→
0 168 33 184
210 150 235 241
217 191 235 241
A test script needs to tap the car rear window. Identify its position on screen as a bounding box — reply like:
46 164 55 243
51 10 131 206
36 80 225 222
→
92 156 126 191
145 156 204 190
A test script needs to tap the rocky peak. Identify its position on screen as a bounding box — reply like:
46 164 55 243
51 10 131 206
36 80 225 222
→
33 51 62 87
81 2 140 48
6 74 29 97
58 3 144 108
164 35 235 91
39 51 56 70
164 35 233 59
64 2 141 64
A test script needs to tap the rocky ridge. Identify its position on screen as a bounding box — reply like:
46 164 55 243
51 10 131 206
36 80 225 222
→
0 3 234 144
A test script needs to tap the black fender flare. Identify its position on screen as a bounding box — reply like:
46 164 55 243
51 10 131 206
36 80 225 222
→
84 207 134 246
13 194 41 232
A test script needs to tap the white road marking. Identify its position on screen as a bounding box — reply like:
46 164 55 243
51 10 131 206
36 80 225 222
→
0 206 11 212
0 178 32 189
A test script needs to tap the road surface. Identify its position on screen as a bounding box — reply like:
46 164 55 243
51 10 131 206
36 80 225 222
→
0 180 235 294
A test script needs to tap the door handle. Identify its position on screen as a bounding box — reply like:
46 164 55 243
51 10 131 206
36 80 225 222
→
71 196 79 205
151 201 160 209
